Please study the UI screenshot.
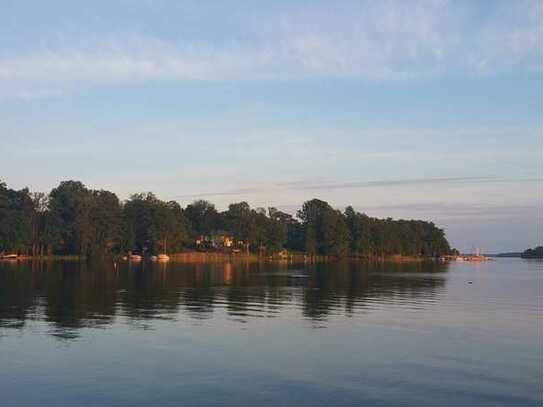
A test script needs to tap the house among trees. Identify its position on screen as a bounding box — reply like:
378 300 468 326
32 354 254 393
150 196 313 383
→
196 231 235 251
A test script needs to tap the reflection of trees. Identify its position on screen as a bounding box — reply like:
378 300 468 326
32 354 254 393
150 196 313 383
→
0 260 449 340
0 261 40 329
300 261 448 320
43 261 118 337
0 260 119 339
117 262 182 322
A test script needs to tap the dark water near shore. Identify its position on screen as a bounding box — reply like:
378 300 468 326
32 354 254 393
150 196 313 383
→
1 259 542 406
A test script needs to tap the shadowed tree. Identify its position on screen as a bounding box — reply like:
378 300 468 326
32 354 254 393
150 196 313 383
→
184 200 220 238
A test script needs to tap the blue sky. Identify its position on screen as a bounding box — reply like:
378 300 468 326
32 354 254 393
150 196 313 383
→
1 0 542 252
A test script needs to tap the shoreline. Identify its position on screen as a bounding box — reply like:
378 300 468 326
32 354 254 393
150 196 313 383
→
1 252 443 264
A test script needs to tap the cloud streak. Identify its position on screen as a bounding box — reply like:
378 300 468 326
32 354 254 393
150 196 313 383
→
280 176 497 191
168 176 543 200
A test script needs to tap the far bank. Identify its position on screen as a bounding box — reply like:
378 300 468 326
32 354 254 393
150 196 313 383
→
1 251 453 264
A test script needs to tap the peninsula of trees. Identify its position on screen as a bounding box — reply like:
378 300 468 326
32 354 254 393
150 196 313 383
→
0 180 452 259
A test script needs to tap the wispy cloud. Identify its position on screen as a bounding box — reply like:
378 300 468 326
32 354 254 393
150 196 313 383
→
167 176 543 200
280 176 497 191
1 1 543 98
171 187 265 200
355 202 543 223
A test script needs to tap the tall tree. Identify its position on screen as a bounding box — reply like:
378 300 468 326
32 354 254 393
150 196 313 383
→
298 199 349 257
48 181 93 255
88 190 122 255
184 200 220 237
224 202 253 252
123 194 190 254
266 208 289 253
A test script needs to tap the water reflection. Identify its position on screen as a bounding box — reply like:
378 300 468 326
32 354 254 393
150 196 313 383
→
0 260 449 339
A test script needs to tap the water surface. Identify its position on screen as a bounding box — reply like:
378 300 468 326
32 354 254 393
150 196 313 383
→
1 259 542 406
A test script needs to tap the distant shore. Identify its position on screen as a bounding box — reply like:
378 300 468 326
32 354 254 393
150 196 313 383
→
1 252 443 264
521 246 543 259
169 252 435 263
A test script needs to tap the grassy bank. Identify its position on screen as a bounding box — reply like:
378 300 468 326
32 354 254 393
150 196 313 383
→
1 252 440 264
0 255 87 262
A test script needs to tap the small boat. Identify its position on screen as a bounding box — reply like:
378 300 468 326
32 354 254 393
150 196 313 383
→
0 254 18 260
288 274 308 279
129 254 143 261
158 254 170 262
466 255 488 262
150 255 158 262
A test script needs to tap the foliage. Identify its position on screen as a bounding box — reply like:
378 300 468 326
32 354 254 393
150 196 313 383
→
0 183 33 253
122 193 189 255
297 199 349 256
0 180 452 258
184 200 220 236
343 206 450 257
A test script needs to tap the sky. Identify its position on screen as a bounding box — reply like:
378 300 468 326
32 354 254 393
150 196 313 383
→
0 0 542 253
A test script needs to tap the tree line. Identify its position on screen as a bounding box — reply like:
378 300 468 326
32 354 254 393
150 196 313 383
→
0 180 452 258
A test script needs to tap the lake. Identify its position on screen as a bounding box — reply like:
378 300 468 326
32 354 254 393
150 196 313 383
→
1 258 542 406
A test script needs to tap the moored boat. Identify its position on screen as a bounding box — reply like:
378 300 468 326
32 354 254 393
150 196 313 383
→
158 254 170 262
0 253 18 260
129 254 143 261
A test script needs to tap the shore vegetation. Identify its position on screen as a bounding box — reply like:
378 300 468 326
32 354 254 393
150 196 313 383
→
0 180 452 259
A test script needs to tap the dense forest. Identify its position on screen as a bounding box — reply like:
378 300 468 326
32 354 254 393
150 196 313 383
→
0 180 452 258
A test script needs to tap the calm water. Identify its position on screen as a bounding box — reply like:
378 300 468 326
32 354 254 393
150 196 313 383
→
1 259 542 406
